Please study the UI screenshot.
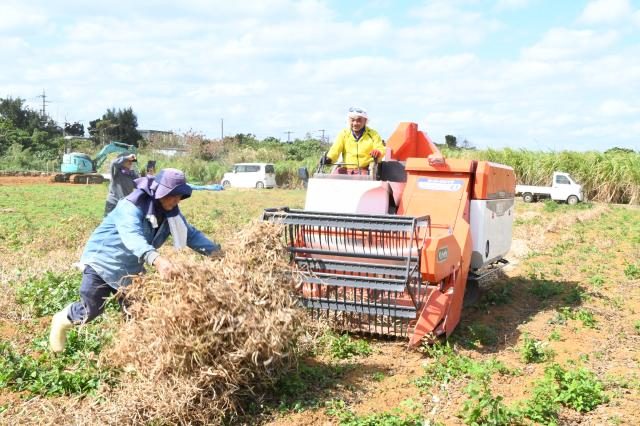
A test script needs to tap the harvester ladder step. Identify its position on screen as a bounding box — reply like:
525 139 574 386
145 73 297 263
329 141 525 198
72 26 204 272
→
302 273 407 292
302 298 417 319
295 257 417 278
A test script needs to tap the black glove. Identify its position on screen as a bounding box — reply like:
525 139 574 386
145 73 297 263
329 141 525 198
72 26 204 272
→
320 154 332 166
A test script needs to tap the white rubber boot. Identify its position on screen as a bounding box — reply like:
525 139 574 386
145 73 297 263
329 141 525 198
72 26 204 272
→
49 304 74 353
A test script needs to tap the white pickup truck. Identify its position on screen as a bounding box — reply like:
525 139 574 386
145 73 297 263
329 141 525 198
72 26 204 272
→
515 172 584 205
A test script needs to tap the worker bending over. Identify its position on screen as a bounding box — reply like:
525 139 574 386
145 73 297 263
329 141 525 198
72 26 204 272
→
50 168 220 353
321 107 386 174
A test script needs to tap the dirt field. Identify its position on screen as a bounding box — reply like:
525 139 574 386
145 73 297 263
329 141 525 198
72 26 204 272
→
0 180 638 425
0 175 56 185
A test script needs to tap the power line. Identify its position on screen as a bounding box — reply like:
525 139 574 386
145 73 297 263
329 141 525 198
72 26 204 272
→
36 89 50 118
284 130 294 143
317 129 326 143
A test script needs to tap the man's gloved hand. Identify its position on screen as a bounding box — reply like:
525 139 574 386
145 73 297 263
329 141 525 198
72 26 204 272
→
370 149 381 160
320 154 332 166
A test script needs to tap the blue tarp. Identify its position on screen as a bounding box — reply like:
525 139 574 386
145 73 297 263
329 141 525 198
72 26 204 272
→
188 183 224 191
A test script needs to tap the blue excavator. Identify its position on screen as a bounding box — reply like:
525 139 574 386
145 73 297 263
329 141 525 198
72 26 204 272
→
53 141 137 184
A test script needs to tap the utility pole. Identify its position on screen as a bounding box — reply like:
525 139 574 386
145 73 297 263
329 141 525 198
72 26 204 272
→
317 129 326 143
221 118 224 139
284 130 294 143
36 89 50 119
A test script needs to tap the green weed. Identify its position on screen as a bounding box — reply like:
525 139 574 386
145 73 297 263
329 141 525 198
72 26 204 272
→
634 321 640 334
14 270 81 317
550 307 597 328
371 371 386 382
480 283 513 307
460 380 520 425
520 335 554 363
325 399 423 426
0 324 115 396
588 274 605 287
518 363 607 423
457 324 498 349
273 361 349 411
562 286 588 305
545 363 608 412
321 333 372 360
529 280 563 300
549 329 562 341
624 263 640 280
542 200 560 213
416 343 511 389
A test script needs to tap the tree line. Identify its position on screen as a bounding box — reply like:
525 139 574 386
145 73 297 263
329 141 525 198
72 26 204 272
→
0 96 143 161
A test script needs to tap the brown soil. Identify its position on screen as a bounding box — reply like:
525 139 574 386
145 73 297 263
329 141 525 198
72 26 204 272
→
0 175 56 185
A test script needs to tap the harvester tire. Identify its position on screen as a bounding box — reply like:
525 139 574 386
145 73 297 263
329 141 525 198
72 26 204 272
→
256 181 264 189
567 195 579 205
523 193 534 203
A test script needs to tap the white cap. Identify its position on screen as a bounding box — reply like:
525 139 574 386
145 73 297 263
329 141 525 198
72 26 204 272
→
348 107 368 119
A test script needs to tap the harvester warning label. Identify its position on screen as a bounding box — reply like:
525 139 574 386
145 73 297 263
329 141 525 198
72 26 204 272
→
417 178 463 191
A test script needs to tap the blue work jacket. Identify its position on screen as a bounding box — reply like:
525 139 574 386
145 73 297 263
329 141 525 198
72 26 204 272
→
80 198 218 289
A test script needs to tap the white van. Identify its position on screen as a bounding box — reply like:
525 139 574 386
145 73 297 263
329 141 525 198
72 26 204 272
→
221 163 276 189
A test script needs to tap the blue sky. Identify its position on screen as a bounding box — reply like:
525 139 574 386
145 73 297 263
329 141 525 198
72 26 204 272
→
1 0 638 151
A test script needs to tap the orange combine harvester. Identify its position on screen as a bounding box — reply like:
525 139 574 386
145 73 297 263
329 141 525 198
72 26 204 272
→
264 122 515 346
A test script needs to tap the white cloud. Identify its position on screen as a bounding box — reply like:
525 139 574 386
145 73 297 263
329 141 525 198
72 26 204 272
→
522 28 619 61
599 99 640 116
495 0 532 11
578 0 633 25
0 0 638 150
0 2 48 32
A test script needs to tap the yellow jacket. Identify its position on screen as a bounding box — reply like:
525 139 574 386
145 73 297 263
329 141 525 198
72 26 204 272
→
327 127 386 168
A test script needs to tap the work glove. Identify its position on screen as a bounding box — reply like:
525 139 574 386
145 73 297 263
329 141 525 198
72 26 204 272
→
370 149 381 160
320 154 332 166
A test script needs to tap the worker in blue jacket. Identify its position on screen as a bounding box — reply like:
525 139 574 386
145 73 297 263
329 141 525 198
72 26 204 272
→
49 168 220 353
104 153 139 216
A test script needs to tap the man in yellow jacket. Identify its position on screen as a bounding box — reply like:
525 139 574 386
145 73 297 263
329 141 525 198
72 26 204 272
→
322 107 386 174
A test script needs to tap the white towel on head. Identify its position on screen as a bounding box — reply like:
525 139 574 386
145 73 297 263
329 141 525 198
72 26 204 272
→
167 215 188 249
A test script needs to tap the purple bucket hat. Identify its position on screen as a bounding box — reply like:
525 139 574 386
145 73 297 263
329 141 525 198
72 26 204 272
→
153 168 192 200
